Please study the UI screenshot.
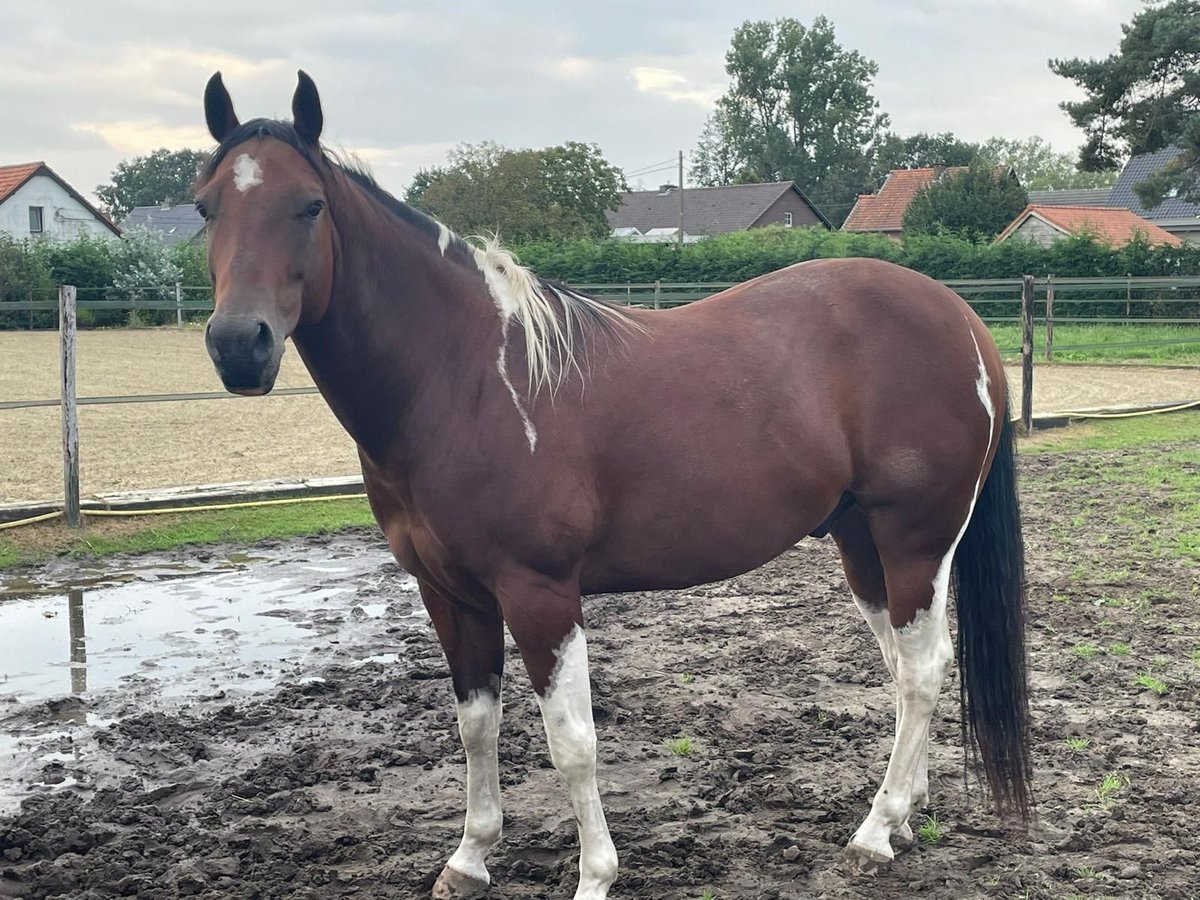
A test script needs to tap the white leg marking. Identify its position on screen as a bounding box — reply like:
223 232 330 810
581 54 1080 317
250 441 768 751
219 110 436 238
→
232 153 263 192
443 691 503 886
496 320 538 453
848 325 996 864
437 222 452 256
537 626 617 899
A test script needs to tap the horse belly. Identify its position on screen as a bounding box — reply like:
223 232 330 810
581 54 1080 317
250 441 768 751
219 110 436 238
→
579 470 838 594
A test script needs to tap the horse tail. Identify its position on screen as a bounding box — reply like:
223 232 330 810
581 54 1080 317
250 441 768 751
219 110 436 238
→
953 400 1033 819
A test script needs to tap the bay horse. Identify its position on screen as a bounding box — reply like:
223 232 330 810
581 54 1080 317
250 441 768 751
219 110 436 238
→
197 72 1032 898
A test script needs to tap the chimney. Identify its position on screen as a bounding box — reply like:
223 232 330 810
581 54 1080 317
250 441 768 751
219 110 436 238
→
657 184 676 196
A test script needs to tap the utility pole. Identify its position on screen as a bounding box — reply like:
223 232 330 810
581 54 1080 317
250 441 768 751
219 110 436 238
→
677 150 684 248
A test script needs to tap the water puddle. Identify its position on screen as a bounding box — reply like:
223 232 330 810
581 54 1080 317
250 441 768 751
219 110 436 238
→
0 541 421 704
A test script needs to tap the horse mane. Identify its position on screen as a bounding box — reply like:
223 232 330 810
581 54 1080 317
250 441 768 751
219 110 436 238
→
201 118 641 396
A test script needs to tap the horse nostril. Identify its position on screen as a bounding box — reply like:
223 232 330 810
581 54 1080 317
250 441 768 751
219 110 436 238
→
253 320 274 362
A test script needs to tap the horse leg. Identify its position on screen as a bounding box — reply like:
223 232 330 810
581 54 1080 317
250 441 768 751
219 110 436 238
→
497 572 618 900
421 582 507 900
843 512 956 872
831 507 921 848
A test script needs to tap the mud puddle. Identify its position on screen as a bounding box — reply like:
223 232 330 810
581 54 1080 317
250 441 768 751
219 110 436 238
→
0 534 423 816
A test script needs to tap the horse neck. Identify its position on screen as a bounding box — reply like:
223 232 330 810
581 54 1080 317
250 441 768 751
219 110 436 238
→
291 177 504 466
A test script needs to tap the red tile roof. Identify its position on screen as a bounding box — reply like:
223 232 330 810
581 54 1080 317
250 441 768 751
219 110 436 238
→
0 161 44 205
996 205 1183 247
843 166 969 233
0 161 120 236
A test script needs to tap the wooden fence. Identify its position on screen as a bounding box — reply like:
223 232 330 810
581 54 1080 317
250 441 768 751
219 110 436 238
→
4 276 1200 525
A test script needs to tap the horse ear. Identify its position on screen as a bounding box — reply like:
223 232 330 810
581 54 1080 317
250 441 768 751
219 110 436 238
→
292 70 323 145
204 72 240 143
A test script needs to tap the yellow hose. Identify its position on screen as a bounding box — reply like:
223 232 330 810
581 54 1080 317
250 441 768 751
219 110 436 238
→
82 492 367 517
1056 399 1200 419
0 510 63 530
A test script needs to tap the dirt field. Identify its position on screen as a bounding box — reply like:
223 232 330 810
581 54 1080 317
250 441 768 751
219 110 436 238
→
2 329 1199 503
1 441 1198 898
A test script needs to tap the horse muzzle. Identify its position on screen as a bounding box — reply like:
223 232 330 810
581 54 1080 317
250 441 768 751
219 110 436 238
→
205 313 283 396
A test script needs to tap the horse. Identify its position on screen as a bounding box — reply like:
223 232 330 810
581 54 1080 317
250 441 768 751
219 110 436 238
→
196 71 1032 899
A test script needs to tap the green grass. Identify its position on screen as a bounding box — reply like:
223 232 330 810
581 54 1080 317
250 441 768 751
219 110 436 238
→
1095 772 1125 810
0 498 376 569
1072 642 1101 660
1133 673 1171 696
916 813 945 845
1023 411 1200 454
1109 643 1131 657
987 323 1200 364
1064 737 1091 752
666 736 695 757
700 891 717 900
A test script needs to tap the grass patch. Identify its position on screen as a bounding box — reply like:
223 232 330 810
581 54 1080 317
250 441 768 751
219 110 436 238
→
1133 673 1171 696
1022 410 1200 454
1064 737 1091 752
1109 643 1131 657
666 736 695 757
987 323 1200 364
916 813 945 845
1094 772 1125 810
1072 642 1101 660
0 498 377 569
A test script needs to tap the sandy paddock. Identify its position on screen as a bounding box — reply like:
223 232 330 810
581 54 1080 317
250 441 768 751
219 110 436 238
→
1 329 1198 503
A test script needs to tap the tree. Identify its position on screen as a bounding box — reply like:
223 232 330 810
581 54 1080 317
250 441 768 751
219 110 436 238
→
871 132 980 185
1050 0 1200 206
690 17 889 225
977 136 1116 191
902 162 1029 241
95 148 208 221
406 141 627 241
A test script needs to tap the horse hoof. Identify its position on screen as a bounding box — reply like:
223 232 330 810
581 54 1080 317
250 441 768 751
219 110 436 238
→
432 866 490 900
841 841 893 876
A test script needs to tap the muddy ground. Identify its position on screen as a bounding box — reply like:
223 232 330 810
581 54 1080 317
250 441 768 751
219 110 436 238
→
1 445 1199 898
4 327 1200 502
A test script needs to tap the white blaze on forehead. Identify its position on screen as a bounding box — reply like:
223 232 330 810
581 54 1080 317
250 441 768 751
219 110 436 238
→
232 153 263 192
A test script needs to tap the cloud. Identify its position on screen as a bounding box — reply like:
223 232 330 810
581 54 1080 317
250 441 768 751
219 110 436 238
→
631 67 721 106
72 121 214 155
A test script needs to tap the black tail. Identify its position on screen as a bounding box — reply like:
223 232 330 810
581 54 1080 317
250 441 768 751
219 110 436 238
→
953 404 1033 820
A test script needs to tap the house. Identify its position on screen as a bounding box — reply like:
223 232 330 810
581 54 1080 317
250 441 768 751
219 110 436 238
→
1107 146 1200 243
121 204 205 246
843 167 968 239
1027 187 1111 207
0 162 120 241
843 165 1018 239
994 205 1182 248
606 181 830 242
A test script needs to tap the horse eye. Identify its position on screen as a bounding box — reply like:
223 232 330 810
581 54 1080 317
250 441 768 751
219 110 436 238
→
305 200 325 219
195 203 209 220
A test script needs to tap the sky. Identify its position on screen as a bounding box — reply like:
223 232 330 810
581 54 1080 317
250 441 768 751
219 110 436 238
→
0 0 1144 210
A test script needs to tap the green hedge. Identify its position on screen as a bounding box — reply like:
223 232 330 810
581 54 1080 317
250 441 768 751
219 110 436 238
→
514 226 1200 283
3 226 1199 329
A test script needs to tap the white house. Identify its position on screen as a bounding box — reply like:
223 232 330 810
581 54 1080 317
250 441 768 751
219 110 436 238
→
0 162 120 241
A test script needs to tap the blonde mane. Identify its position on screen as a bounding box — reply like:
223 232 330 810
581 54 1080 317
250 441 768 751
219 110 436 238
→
467 235 642 396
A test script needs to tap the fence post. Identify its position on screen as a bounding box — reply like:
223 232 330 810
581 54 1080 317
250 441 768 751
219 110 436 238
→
1020 275 1035 435
1125 273 1132 322
175 282 184 327
1044 274 1055 362
59 285 82 528
653 280 661 310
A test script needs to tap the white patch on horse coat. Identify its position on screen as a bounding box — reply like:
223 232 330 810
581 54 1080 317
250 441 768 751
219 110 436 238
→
444 691 503 885
496 321 538 453
232 153 263 192
437 222 452 256
538 626 618 898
